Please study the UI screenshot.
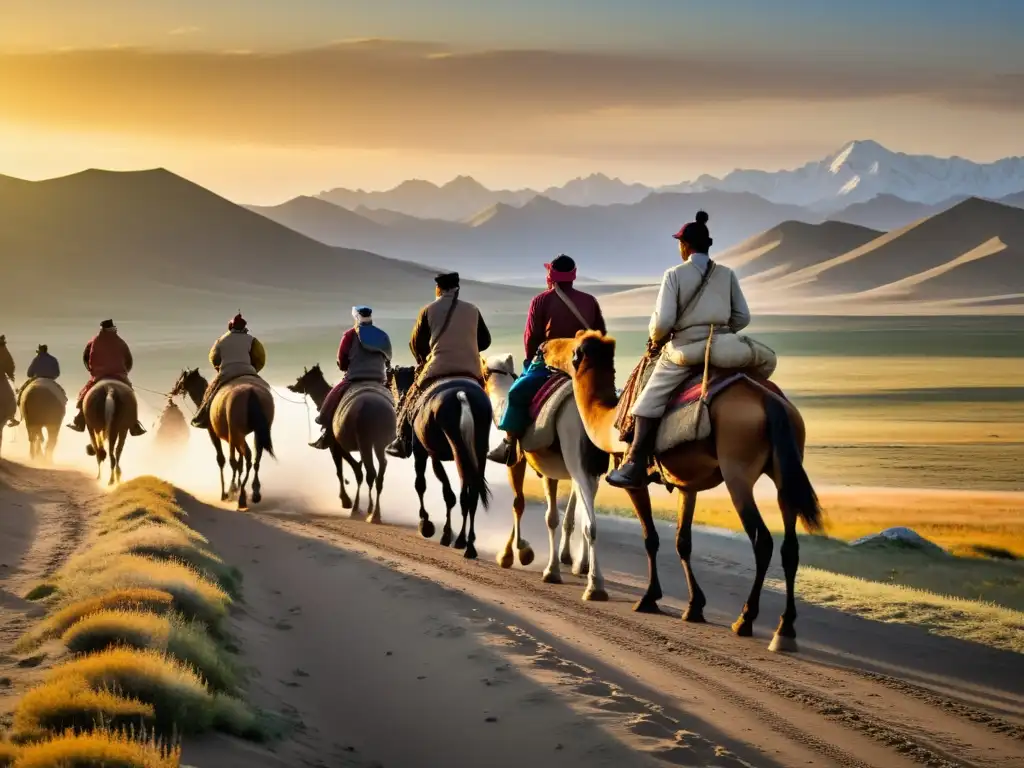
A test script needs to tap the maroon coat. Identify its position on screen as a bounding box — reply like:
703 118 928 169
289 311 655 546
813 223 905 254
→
78 330 133 401
524 285 606 361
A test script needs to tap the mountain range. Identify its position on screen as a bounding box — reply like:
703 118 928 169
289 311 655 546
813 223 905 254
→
314 141 1024 222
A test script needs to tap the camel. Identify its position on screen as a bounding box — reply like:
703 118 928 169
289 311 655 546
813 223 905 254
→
0 377 15 460
288 365 396 523
545 332 824 653
82 380 140 485
19 379 67 462
390 366 492 559
483 354 610 601
172 369 275 510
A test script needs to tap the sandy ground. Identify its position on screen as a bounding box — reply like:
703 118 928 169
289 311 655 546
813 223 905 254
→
0 410 1022 768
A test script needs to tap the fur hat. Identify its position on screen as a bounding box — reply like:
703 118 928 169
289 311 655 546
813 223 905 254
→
352 306 373 324
36 344 48 354
435 272 460 291
100 319 115 330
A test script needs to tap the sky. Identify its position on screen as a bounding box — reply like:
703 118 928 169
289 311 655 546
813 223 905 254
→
1 0 1023 203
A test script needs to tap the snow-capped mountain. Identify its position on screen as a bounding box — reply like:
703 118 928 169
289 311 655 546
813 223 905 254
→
541 173 652 206
661 140 1024 210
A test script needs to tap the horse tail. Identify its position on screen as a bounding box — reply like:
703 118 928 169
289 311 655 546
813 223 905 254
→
764 394 823 533
454 390 491 511
248 389 275 459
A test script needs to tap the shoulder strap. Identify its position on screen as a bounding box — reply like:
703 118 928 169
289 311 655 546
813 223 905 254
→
680 262 717 321
432 296 461 346
552 285 592 331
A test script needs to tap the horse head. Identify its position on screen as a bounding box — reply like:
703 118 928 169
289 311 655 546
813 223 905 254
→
170 367 201 398
288 364 325 394
389 365 416 398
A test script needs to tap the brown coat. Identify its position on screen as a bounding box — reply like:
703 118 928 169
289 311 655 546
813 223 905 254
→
410 293 491 383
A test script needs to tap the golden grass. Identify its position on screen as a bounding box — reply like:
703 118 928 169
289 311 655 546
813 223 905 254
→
61 611 237 692
45 648 213 735
59 555 229 628
11 729 180 768
769 567 1024 654
0 741 18 767
12 676 154 743
19 589 175 651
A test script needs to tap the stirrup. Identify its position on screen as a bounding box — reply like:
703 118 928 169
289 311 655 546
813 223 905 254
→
309 430 332 450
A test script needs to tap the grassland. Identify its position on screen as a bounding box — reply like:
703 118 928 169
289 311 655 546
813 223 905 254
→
2 477 264 766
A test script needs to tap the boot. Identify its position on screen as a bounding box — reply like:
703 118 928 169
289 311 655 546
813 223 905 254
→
385 422 412 459
605 416 659 489
129 421 147 437
309 427 332 450
487 435 520 466
67 406 86 432
190 403 211 430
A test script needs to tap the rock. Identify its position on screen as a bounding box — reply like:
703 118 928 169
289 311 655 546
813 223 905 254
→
850 527 946 554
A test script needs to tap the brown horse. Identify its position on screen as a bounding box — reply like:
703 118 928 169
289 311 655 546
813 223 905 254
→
82 380 140 485
0 377 15 460
545 332 824 653
20 379 67 462
288 364 396 522
172 368 275 510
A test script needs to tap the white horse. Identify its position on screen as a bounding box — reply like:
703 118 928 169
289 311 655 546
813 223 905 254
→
483 354 609 601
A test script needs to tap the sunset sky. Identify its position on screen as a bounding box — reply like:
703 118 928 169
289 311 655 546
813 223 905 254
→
2 0 1023 203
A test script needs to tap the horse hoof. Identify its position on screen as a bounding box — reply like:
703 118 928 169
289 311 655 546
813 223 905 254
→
85 444 96 457
439 531 453 548
366 514 382 525
769 633 799 653
560 551 573 567
464 545 478 560
582 587 609 602
349 510 362 520
633 597 662 614
341 498 354 510
497 551 515 569
518 546 535 567
453 535 467 551
220 492 230 502
572 563 590 578
682 607 707 623
419 520 435 539
731 618 754 637
252 492 262 505
541 570 562 585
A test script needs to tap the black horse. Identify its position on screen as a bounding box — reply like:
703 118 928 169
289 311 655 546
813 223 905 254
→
390 366 492 559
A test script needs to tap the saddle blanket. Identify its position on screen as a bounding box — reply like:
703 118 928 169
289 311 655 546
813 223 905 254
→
334 381 394 430
22 378 68 406
521 374 574 453
410 376 484 434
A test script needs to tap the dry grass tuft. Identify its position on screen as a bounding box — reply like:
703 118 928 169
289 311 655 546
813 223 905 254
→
12 729 180 768
12 676 154 743
46 648 214 735
0 741 18 767
768 567 1024 654
60 555 229 628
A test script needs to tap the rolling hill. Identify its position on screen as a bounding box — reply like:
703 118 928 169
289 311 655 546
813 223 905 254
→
0 169 530 326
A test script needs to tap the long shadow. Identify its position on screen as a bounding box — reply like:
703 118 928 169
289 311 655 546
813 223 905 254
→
181 495 789 768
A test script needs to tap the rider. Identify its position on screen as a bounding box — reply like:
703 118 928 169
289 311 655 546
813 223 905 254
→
605 211 751 489
310 306 393 450
8 344 62 427
190 313 267 430
67 320 147 436
386 272 492 459
488 254 607 465
0 335 13 384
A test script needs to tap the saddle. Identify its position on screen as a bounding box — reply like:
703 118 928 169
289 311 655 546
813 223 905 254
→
520 373 574 453
410 376 483 433
22 378 67 406
333 381 394 430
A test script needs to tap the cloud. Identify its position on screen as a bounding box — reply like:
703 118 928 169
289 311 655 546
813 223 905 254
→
167 26 202 37
0 40 1019 158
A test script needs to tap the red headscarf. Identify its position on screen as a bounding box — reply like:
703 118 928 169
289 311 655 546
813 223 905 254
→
545 257 577 288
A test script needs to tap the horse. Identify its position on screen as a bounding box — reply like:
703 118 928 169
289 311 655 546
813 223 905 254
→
0 377 15 460
171 368 275 510
82 380 140 485
19 379 67 462
546 332 824 653
483 354 610 601
288 364 396 523
390 366 492 559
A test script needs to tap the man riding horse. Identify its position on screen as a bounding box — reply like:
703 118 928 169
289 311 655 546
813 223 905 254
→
310 306 393 449
191 313 267 430
386 272 492 459
1 336 18 427
67 320 147 436
8 344 61 428
607 210 762 488
488 254 607 466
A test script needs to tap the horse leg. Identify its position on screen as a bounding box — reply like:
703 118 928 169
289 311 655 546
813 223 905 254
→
114 429 127 485
540 477 563 584
770 504 801 653
433 458 457 547
725 470 773 638
360 448 377 522
328 443 351 508
208 429 229 501
559 485 577 568
228 445 241 495
45 425 58 463
343 450 363 517
238 440 254 510
414 442 435 539
497 459 529 569
627 485 661 611
367 443 387 525
252 436 264 506
676 490 707 622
